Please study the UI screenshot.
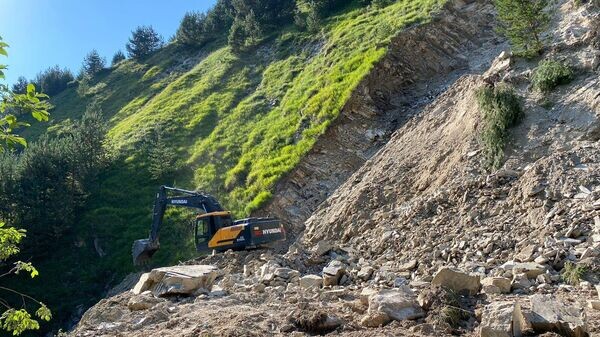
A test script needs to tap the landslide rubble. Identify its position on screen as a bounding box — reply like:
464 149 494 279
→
71 0 600 336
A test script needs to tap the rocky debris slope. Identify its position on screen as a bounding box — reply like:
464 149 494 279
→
254 0 505 240
71 0 600 336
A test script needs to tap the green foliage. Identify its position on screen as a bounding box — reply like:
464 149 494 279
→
295 0 348 32
0 222 25 260
126 26 164 59
476 84 524 170
111 50 126 66
562 261 586 285
177 11 211 47
33 65 74 96
11 77 28 95
494 0 550 58
146 127 178 181
531 59 574 93
82 49 106 76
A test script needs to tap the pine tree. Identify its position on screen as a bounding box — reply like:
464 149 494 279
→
176 11 208 46
111 50 126 66
82 49 106 76
494 0 550 58
126 26 164 59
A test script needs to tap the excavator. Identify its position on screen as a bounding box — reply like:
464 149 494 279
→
132 185 286 265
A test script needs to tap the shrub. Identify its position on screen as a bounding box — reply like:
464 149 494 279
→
126 26 164 59
494 0 550 58
111 50 126 66
531 60 574 93
11 76 28 94
561 262 586 285
476 83 524 170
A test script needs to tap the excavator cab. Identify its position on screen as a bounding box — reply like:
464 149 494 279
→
194 211 234 252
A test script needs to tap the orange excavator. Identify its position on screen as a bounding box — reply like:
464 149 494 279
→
132 185 285 265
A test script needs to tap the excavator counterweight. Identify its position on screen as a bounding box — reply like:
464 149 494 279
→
132 185 285 266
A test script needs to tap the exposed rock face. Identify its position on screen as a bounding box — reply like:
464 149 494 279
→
431 268 481 295
132 265 218 297
529 295 588 337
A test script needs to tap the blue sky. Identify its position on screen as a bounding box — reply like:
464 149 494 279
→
0 0 217 86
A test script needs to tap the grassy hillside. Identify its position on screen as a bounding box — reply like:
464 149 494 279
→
17 0 444 331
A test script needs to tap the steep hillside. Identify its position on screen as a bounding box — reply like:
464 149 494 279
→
16 0 450 331
70 0 600 336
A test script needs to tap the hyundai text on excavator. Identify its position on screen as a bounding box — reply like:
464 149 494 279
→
132 186 286 265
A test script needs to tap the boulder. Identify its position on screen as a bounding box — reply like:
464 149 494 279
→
360 287 378 306
480 301 530 337
482 277 512 294
132 265 219 297
367 288 424 323
431 268 481 295
300 275 323 289
529 294 588 337
322 261 346 286
588 300 600 310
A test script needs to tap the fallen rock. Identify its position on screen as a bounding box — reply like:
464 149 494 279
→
313 240 334 256
291 309 343 334
127 293 164 311
482 277 512 294
300 275 323 289
323 260 346 286
501 262 546 279
588 300 600 310
132 265 218 297
360 287 378 306
361 311 391 327
367 288 424 323
431 267 481 295
480 301 530 337
529 294 588 337
357 266 374 281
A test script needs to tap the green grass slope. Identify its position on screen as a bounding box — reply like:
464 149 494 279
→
18 0 444 331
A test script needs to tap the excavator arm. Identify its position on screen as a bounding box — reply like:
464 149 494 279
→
132 185 225 265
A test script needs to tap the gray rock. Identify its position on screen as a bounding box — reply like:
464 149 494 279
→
480 301 530 337
323 260 346 286
367 288 424 322
482 277 511 294
313 240 333 256
431 267 481 295
299 275 323 289
529 294 588 337
127 293 164 311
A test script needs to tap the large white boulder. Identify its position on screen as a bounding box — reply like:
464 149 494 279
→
366 288 424 324
480 301 530 337
132 265 219 297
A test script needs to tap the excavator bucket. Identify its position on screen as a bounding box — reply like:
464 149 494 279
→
132 238 159 266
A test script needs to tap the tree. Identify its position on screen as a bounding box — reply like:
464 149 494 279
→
111 50 126 66
176 11 209 47
146 127 177 181
0 35 52 336
126 26 164 59
228 10 263 52
82 49 105 76
33 65 73 96
494 0 550 58
295 0 347 32
11 77 28 95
